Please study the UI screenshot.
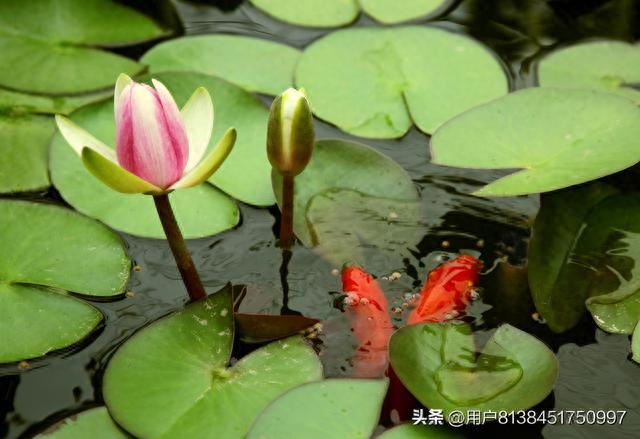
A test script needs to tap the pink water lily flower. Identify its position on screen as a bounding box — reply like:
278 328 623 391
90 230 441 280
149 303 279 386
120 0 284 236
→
55 73 236 194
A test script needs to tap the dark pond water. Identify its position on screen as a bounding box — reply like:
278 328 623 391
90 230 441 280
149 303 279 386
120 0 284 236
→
2 0 640 438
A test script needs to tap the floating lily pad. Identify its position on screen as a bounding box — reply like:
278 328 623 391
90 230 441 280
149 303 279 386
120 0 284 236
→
530 186 640 334
0 0 166 94
0 89 112 194
0 200 130 363
431 88 640 196
272 139 418 248
360 0 448 24
632 322 640 364
296 26 507 138
538 41 640 103
249 0 359 28
305 188 426 266
247 379 387 438
103 285 323 439
377 424 463 439
389 323 558 419
35 407 130 439
142 35 301 95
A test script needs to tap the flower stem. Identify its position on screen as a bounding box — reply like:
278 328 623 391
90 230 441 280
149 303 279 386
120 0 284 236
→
153 194 207 302
279 175 295 249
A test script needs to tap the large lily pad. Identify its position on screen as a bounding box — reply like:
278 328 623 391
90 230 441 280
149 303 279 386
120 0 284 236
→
0 200 130 363
377 424 463 439
538 41 640 103
305 188 426 266
530 186 640 334
430 88 640 196
103 285 323 439
359 0 449 24
272 139 418 248
249 0 359 28
389 323 558 419
35 407 130 439
247 379 387 438
0 89 110 194
142 35 301 96
295 26 508 138
0 0 166 94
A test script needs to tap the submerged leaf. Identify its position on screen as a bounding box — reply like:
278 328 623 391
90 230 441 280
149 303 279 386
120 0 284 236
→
235 313 320 344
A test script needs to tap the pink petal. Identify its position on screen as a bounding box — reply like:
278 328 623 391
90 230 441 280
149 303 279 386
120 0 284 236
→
115 82 189 188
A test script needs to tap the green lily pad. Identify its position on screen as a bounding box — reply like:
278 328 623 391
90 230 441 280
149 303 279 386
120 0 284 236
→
538 41 640 103
360 0 448 24
632 322 640 364
142 35 301 96
377 424 463 439
530 186 640 334
0 89 112 194
305 188 426 266
0 0 166 94
295 26 507 138
0 200 130 363
389 323 558 419
35 407 130 439
430 88 640 196
273 139 418 247
249 0 359 28
247 379 387 438
103 285 323 439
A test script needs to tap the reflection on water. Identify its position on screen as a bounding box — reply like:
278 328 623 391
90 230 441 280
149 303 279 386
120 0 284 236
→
1 0 640 438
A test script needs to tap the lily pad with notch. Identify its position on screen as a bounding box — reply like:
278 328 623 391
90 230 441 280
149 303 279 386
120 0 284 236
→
142 35 301 96
103 284 323 439
272 139 419 261
430 88 640 196
247 379 387 439
537 40 640 103
0 200 130 363
296 26 508 138
389 323 558 420
0 0 167 94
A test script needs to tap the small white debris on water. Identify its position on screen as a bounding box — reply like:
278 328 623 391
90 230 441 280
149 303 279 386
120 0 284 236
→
331 268 340 276
220 308 228 317
388 211 399 220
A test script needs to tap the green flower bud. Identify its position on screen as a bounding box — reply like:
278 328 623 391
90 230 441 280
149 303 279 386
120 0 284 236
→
267 88 315 176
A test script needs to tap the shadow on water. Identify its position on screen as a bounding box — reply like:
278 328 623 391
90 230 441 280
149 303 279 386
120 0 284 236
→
2 0 640 438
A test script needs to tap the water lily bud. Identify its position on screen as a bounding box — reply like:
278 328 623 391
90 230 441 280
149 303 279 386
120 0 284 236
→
267 88 315 176
116 79 189 189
